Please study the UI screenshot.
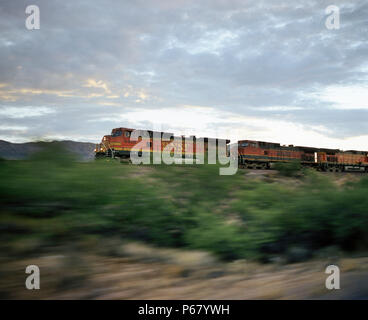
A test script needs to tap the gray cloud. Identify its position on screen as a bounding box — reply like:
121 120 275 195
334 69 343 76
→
1 0 368 142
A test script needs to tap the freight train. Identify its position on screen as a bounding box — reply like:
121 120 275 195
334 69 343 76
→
95 127 368 172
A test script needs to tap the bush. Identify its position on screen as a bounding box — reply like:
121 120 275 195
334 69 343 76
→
274 161 301 177
184 210 254 261
1 145 368 262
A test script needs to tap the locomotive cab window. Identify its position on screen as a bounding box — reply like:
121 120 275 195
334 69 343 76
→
124 131 130 138
112 130 122 137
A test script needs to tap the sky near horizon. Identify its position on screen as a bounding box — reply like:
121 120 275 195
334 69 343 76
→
1 0 368 150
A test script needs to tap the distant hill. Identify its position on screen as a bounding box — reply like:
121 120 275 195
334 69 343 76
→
0 140 96 161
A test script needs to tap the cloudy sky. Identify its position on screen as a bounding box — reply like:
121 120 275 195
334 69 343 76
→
1 0 368 150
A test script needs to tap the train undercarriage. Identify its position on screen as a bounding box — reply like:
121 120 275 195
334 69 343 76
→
237 159 368 173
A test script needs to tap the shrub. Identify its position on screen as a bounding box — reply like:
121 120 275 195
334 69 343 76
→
274 160 301 177
2 145 368 262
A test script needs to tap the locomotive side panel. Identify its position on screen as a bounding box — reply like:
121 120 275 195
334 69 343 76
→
238 140 305 168
336 151 368 171
95 127 222 160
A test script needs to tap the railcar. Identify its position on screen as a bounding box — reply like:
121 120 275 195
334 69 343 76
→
237 139 368 172
238 140 305 169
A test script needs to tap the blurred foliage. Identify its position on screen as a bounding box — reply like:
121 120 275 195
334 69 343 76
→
274 160 301 177
1 145 368 262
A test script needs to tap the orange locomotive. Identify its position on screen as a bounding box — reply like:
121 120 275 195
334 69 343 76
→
95 127 229 160
237 139 368 172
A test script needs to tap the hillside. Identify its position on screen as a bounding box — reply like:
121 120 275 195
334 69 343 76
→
0 140 95 161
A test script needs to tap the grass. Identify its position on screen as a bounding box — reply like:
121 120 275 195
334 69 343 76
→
1 144 368 262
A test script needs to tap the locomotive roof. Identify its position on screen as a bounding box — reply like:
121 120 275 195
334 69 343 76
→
111 127 229 143
344 150 367 154
112 127 135 131
238 139 346 153
297 146 340 153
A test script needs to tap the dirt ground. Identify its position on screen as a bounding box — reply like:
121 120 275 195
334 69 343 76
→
2 243 368 300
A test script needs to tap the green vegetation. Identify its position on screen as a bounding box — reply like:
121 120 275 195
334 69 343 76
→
1 145 368 262
274 160 301 177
